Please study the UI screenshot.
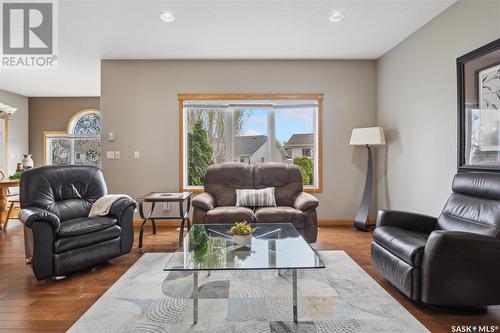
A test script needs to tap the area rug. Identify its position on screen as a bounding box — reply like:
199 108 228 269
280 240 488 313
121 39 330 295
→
68 251 429 332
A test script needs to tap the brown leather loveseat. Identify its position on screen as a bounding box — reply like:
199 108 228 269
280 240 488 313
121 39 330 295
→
191 162 319 242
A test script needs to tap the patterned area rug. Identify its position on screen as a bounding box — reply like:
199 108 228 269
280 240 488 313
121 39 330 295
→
69 251 429 332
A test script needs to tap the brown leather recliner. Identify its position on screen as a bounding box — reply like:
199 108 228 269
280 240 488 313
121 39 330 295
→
371 172 500 310
192 162 319 243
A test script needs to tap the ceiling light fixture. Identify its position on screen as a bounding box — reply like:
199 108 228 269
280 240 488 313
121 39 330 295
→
160 11 175 23
0 103 17 118
329 10 345 23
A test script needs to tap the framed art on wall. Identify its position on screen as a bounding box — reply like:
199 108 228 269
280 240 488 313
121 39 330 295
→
458 38 500 172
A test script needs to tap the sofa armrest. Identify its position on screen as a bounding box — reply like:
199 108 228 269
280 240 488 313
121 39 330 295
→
376 209 436 234
192 192 215 211
421 230 500 305
107 197 136 253
425 230 500 259
19 207 60 233
293 192 319 211
107 197 137 221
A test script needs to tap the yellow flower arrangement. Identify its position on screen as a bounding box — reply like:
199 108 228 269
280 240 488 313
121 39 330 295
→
229 221 255 236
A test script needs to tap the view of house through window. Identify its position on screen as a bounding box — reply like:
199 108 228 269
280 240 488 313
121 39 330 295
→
45 110 101 167
182 98 320 190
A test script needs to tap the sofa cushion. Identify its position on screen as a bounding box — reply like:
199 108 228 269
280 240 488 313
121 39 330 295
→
204 163 254 206
54 225 121 253
254 206 305 229
58 216 118 237
205 206 254 223
373 226 428 267
254 163 303 207
438 193 500 237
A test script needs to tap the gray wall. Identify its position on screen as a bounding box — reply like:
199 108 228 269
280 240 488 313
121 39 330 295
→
0 89 28 175
28 97 100 166
377 0 500 216
101 60 377 220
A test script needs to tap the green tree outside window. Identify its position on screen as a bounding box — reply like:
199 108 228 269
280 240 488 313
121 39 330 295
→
293 156 313 185
188 121 214 186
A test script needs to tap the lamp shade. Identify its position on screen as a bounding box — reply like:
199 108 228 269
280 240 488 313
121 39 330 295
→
349 127 386 146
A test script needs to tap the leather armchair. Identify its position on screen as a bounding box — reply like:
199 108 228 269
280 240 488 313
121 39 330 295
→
192 162 319 242
376 210 437 234
19 165 137 280
421 231 500 306
371 172 500 310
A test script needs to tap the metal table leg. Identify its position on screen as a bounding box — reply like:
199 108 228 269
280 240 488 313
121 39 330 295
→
178 201 185 246
193 271 198 324
186 196 192 230
138 201 155 248
151 219 157 234
292 269 298 322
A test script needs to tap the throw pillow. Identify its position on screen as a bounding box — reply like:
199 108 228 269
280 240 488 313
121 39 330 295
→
236 188 276 207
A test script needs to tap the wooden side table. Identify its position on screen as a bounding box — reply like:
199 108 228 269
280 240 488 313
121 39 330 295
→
136 192 192 248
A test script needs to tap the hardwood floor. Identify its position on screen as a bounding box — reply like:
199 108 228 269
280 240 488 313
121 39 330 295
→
1 221 499 333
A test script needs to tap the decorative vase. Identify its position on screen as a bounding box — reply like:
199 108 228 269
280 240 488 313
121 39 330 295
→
21 154 34 169
232 234 252 245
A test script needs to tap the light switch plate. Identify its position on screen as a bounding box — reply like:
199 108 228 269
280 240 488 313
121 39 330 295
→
134 151 140 159
115 151 120 159
106 151 115 159
108 132 115 141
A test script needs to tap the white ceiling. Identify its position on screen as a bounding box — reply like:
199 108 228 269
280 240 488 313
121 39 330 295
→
0 0 455 97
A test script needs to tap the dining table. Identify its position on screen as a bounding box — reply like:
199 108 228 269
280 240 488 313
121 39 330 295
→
0 178 20 231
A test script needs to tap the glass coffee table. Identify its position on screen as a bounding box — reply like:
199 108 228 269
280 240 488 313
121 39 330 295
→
164 223 325 324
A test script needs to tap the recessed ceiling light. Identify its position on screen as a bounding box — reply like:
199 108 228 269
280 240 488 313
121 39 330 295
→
329 10 345 23
160 11 175 23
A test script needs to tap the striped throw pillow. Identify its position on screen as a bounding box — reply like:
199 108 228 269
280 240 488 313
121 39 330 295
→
236 188 276 207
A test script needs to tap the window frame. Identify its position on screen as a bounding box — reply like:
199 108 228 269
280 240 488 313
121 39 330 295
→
43 108 101 166
0 118 8 173
178 94 323 193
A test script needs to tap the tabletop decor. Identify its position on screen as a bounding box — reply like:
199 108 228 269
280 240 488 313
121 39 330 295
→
228 221 255 245
8 170 23 180
21 154 34 169
458 38 500 171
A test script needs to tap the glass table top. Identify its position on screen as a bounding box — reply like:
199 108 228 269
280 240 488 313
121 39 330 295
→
164 223 325 271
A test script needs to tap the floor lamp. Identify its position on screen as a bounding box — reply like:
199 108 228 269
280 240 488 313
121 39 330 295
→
350 127 386 231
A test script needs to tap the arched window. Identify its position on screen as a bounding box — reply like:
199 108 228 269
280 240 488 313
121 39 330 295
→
69 111 101 135
44 109 101 167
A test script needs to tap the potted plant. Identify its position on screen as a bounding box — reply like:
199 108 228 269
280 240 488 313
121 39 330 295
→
228 221 255 245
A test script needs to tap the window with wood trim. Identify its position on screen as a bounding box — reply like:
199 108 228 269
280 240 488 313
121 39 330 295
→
44 109 101 167
179 94 322 192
